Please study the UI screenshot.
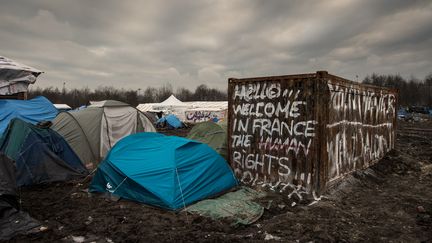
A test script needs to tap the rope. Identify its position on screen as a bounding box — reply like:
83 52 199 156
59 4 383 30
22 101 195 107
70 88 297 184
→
110 177 127 194
175 168 189 223
17 141 39 185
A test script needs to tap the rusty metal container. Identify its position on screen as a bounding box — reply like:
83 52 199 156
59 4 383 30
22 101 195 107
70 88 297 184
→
228 71 397 196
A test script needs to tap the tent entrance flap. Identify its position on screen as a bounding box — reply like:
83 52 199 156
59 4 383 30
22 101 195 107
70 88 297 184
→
100 106 138 158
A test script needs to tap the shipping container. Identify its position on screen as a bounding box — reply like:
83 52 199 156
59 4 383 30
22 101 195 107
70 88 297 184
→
228 71 397 197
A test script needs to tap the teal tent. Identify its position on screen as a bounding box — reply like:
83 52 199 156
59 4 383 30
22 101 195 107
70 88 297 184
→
89 132 237 210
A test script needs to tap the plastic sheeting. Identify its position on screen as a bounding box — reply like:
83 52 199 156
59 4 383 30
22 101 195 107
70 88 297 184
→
186 187 266 225
156 114 183 129
90 133 238 210
0 56 42 95
0 96 58 135
0 153 40 240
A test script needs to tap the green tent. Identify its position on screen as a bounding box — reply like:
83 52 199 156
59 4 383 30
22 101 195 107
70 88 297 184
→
187 121 227 159
0 119 87 186
51 100 156 167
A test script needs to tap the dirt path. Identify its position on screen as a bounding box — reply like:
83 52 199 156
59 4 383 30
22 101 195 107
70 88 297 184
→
7 120 432 242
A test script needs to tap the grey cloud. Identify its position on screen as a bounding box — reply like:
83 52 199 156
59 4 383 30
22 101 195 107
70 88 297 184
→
0 0 431 91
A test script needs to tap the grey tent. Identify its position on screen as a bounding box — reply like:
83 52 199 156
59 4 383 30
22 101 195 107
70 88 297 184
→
0 153 40 240
51 100 156 167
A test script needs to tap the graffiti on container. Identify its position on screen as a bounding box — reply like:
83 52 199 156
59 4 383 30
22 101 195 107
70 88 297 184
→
185 110 226 122
326 82 396 181
230 82 317 196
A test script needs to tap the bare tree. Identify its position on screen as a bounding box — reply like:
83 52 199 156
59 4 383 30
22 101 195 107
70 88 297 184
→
29 83 228 108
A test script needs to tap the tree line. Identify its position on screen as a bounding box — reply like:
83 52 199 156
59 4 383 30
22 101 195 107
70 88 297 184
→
28 84 228 108
28 73 431 108
362 73 432 107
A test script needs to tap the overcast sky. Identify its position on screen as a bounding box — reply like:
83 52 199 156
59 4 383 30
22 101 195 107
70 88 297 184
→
1 0 431 91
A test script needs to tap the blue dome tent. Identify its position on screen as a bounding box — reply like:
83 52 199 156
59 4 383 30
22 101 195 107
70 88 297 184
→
89 132 237 210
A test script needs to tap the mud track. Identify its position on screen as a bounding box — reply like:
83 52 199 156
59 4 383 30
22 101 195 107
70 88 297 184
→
7 121 432 242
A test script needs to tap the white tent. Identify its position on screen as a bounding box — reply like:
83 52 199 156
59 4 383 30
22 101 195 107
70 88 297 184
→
136 103 158 112
183 101 227 122
137 95 189 112
159 95 185 106
137 95 228 123
0 56 42 95
54 104 72 111
183 108 227 123
185 101 228 109
152 95 189 110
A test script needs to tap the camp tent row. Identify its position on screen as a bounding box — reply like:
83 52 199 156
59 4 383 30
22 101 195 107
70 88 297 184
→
0 96 158 167
52 100 156 167
0 94 237 240
137 95 227 123
0 58 239 238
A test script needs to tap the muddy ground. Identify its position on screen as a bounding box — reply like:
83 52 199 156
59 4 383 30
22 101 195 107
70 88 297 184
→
6 120 432 242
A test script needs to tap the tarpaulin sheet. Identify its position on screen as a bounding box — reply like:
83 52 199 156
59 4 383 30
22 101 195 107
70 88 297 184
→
157 114 183 129
0 56 42 95
186 187 266 225
0 96 57 134
0 153 40 240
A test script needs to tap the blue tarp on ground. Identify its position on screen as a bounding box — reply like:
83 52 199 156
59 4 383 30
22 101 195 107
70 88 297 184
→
156 114 183 129
0 96 58 135
89 132 237 210
0 119 87 186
